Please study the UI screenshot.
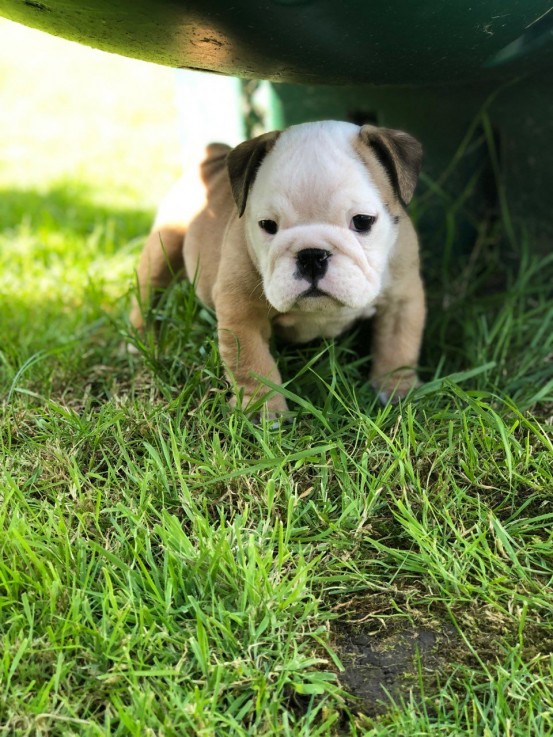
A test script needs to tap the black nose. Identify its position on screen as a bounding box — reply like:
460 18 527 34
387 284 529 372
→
296 248 331 282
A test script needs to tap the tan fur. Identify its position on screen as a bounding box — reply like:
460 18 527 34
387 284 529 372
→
353 134 426 399
130 123 426 415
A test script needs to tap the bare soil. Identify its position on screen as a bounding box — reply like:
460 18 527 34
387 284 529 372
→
334 622 457 716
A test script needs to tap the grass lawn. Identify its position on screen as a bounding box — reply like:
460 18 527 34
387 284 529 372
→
1 17 553 737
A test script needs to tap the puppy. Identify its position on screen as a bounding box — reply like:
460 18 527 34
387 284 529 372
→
130 121 426 416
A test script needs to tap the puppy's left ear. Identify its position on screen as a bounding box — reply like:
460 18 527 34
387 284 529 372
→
359 126 423 206
227 131 281 217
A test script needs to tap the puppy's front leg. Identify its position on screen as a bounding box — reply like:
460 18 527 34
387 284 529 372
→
215 297 288 417
370 274 426 403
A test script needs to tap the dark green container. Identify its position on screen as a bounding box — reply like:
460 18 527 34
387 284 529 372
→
1 0 551 84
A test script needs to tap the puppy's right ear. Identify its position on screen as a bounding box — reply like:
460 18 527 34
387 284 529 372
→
227 131 281 217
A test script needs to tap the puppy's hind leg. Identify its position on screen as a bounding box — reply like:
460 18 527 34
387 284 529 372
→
129 224 186 332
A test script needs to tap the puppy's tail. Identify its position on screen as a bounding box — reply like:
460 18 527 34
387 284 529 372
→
201 142 232 185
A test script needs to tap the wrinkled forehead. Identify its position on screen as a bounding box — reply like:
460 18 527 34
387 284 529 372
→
249 126 384 219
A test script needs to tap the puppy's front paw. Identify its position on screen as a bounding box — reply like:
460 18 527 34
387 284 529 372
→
372 370 421 405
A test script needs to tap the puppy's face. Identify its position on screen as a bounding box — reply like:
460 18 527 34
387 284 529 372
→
227 121 422 315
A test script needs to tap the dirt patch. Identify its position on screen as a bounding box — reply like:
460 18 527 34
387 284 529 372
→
329 593 553 722
334 622 456 716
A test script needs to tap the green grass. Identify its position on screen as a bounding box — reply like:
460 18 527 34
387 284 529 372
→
1 18 553 737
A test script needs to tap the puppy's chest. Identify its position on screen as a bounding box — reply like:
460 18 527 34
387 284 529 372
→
272 304 376 344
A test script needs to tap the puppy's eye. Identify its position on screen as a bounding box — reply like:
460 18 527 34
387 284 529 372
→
351 214 376 233
259 219 278 235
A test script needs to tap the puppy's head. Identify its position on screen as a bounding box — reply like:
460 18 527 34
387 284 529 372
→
227 121 422 314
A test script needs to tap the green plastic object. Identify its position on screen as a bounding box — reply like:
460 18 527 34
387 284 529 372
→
0 0 551 84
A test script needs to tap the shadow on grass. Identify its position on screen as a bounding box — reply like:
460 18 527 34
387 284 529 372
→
0 178 154 332
0 180 158 397
0 180 153 251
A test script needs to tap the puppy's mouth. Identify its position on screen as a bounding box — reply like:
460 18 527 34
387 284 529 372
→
300 285 327 298
294 286 344 310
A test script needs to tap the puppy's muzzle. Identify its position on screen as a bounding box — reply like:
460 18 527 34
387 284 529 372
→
295 248 331 283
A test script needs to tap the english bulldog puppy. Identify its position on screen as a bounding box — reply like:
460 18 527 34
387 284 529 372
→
130 121 426 417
